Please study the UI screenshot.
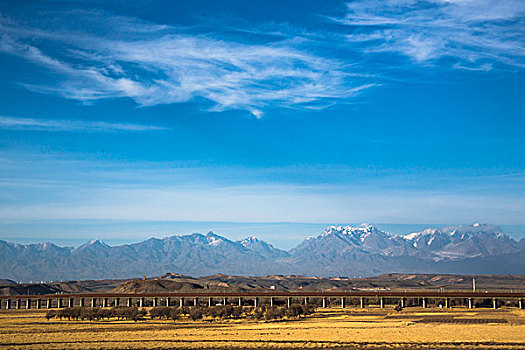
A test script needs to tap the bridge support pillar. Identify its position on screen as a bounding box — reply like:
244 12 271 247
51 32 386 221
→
193 297 198 307
153 297 158 308
57 298 63 308
68 298 74 308
36 299 42 309
445 298 450 308
400 297 406 308
103 298 109 308
6 299 12 309
46 299 52 309
127 298 132 307
238 297 242 307
360 297 365 308
26 299 31 309
304 297 309 305
165 297 170 307
79 298 85 307
287 297 291 308
114 298 120 307
91 298 97 308
422 298 427 308
139 297 145 308
270 297 274 307
519 299 523 309
222 297 227 306
380 297 384 308
180 298 184 307
341 297 346 308
493 298 498 309
322 297 327 308
16 299 22 309
468 298 473 309
208 297 212 307
254 297 259 308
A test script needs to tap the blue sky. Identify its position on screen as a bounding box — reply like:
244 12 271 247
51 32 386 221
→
0 0 524 247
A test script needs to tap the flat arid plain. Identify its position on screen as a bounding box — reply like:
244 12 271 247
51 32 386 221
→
1 307 525 350
1 274 525 349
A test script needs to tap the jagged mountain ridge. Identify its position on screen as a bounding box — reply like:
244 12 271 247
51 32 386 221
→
290 224 417 258
296 223 522 260
240 236 290 259
403 223 521 259
0 231 292 281
285 223 524 276
0 224 523 281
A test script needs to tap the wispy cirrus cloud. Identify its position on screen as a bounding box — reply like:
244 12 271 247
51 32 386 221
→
0 11 372 118
1 3 522 117
0 116 166 132
335 0 525 69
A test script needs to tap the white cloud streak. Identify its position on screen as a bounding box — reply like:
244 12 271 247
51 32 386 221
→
1 184 524 225
1 150 524 224
0 116 165 132
0 12 372 117
1 3 522 115
336 0 525 69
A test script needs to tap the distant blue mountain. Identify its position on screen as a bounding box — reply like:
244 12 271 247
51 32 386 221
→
0 224 523 282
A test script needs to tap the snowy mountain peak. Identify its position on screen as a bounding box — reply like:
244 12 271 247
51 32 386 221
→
296 223 522 260
239 236 289 259
240 236 260 247
321 224 381 239
405 224 506 241
40 242 54 249
401 224 519 259
205 232 226 246
357 223 376 230
88 239 106 245
240 236 270 248
302 224 408 256
76 238 109 251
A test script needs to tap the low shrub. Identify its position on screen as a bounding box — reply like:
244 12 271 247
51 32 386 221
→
45 310 56 321
150 307 171 319
44 304 315 322
231 306 243 319
189 307 203 321
169 307 182 320
286 303 313 318
265 306 287 320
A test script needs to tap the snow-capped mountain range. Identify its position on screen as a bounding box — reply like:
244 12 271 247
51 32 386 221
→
1 224 523 281
403 223 521 259
301 223 522 260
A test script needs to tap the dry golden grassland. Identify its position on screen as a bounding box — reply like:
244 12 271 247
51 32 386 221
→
1 307 524 349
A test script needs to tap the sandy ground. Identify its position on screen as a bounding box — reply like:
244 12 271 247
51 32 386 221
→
1 307 524 349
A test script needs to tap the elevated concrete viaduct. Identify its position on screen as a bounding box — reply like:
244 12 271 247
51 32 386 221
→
1 291 524 310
